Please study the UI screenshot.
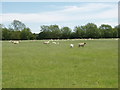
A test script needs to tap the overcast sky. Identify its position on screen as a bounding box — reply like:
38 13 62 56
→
1 1 118 33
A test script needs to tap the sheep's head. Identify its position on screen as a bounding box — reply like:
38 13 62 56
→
84 43 86 44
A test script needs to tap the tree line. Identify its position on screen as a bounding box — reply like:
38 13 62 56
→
0 20 120 40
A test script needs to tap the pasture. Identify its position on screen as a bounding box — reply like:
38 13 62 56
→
2 39 118 88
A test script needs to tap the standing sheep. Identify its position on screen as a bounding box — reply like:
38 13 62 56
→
78 43 86 47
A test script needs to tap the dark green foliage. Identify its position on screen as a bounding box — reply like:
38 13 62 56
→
85 23 100 38
1 20 36 40
60 27 71 39
99 24 113 38
0 24 3 40
115 24 120 38
74 26 85 38
2 28 12 40
20 28 33 40
10 30 21 40
38 25 61 39
1 20 119 40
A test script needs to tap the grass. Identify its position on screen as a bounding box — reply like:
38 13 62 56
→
0 41 2 89
2 39 118 88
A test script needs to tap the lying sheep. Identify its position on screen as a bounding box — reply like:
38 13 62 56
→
70 44 74 48
43 41 50 44
52 42 59 44
78 42 86 47
9 40 13 43
52 42 57 44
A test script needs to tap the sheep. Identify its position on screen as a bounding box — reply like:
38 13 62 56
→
70 44 74 48
13 41 20 44
52 42 59 44
52 42 57 44
9 40 15 43
43 41 50 44
9 40 13 43
78 42 86 47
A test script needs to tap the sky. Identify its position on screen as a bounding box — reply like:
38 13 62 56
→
1 1 119 33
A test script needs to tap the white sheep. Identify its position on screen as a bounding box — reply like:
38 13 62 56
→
78 42 86 47
52 42 59 44
9 40 13 43
52 42 57 44
43 41 50 44
13 41 20 44
70 44 74 48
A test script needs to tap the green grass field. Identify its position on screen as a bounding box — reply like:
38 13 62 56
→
2 39 118 88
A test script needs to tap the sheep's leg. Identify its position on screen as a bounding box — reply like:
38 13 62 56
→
81 45 84 47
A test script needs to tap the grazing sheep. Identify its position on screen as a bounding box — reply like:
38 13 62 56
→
13 41 20 44
52 42 57 44
43 41 50 44
78 42 86 47
70 44 74 48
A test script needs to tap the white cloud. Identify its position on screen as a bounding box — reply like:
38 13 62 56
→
1 3 118 33
2 13 67 23
62 3 115 13
2 3 117 22
1 0 119 2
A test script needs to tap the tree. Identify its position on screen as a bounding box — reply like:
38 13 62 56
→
39 25 61 39
114 24 120 38
74 26 85 38
0 24 3 40
11 31 21 40
1 21 119 40
99 24 113 38
9 20 26 31
85 23 99 38
61 27 71 39
31 33 37 40
39 25 51 39
112 26 118 38
69 32 76 39
2 28 11 40
118 24 120 38
49 25 61 39
20 28 32 40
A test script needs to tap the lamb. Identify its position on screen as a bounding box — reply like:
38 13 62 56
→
70 44 74 48
78 42 86 47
